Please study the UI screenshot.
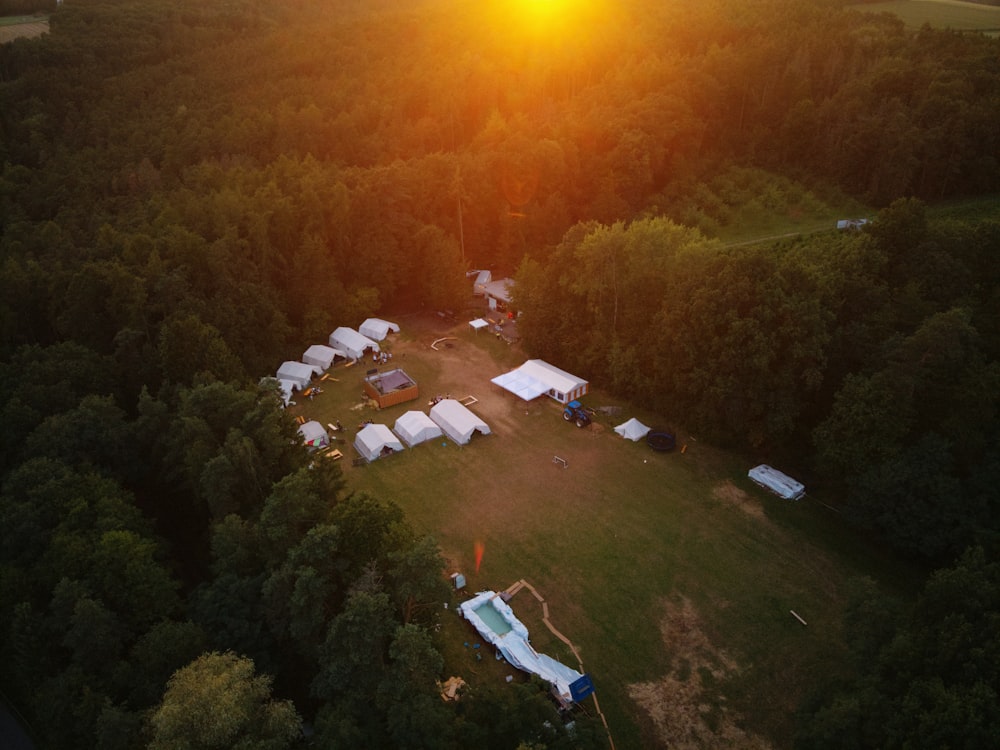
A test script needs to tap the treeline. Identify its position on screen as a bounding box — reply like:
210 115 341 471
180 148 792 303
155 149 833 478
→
0 0 56 16
1 0 999 747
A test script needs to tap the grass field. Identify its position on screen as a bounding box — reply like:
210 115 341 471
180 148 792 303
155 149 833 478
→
288 312 924 748
850 0 1000 34
0 16 48 43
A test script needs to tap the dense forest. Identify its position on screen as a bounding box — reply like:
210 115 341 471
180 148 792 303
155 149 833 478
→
1 0 999 747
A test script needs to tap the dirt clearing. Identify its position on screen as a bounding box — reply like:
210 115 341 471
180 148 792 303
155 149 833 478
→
627 597 773 750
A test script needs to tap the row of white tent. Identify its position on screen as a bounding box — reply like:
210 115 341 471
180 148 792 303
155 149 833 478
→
273 319 400 405
354 399 491 461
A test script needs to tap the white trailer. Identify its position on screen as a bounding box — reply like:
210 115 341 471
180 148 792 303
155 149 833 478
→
748 464 805 501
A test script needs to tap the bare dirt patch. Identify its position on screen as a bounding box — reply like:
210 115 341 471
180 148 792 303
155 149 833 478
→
712 480 767 520
627 597 773 750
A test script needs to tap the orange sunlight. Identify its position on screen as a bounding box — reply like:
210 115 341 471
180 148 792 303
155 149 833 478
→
488 0 612 47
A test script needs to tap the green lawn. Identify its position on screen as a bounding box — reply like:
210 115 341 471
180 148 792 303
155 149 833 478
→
295 317 923 748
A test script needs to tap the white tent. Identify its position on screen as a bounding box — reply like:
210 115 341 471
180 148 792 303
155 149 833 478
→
276 361 313 390
469 318 489 333
278 379 297 406
354 423 405 462
393 410 443 448
430 399 491 445
748 464 805 500
328 327 380 360
491 359 589 404
359 318 400 341
615 418 650 442
302 344 341 372
298 420 329 450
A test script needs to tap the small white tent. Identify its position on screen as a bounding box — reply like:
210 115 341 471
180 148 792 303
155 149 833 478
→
393 410 443 448
430 399 491 445
329 327 380 360
276 361 313 390
615 418 650 442
302 344 340 372
354 423 405 462
359 318 400 341
748 464 805 500
298 420 329 450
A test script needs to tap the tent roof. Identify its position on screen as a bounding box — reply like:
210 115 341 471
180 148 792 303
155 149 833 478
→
614 417 650 441
354 423 405 458
302 344 338 368
469 318 489 331
330 327 380 356
298 420 328 446
277 361 314 386
359 318 400 341
492 359 588 401
430 399 490 444
393 410 442 447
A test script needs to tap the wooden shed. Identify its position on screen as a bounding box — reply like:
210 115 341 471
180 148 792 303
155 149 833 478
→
363 367 419 408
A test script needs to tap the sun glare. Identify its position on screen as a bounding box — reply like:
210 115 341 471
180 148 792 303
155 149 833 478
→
510 0 606 39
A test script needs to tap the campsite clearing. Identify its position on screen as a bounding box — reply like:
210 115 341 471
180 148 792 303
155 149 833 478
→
288 311 922 749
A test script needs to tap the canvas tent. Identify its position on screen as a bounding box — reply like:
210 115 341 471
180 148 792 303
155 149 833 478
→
393 410 443 447
354 423 405 462
302 344 342 372
359 318 400 341
328 327 380 361
491 359 589 404
615 418 650 442
748 464 805 500
469 318 489 333
430 399 491 445
276 361 314 390
298 421 329 450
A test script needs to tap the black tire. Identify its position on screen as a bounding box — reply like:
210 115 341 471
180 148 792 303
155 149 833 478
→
575 418 589 428
563 411 572 421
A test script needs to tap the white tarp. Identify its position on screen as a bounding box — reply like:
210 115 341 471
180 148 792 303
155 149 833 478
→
276 361 313 389
393 410 443 448
329 327 380 360
459 591 583 706
278 379 297 406
492 359 588 404
748 464 805 500
359 318 400 341
430 399 490 445
615 417 650 442
298 420 329 449
302 344 339 372
354 423 405 462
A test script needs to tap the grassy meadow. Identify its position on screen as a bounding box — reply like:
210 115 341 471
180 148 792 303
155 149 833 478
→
850 0 1000 34
289 316 923 748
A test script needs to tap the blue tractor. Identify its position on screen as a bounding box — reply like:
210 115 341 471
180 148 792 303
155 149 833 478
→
562 400 592 428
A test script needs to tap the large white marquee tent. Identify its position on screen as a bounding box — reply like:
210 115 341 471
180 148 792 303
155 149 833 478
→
328 327 380 361
359 318 400 341
302 344 342 372
491 359 589 405
430 399 491 445
393 411 443 448
354 423 405 462
276 361 314 390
